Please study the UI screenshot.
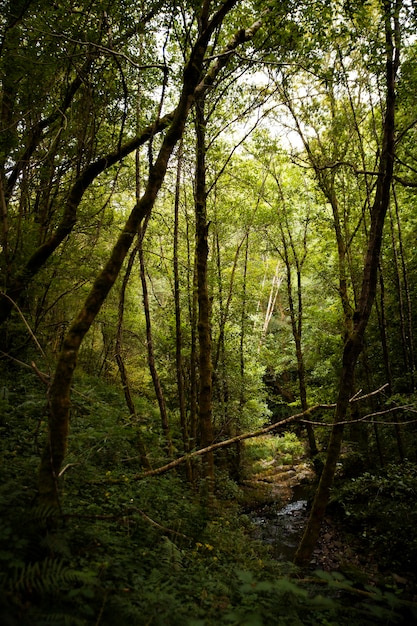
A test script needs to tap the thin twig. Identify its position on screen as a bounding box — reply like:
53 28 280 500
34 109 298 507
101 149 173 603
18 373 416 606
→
63 507 189 540
0 292 48 363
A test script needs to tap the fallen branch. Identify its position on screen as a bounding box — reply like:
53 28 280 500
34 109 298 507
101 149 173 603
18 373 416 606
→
93 383 390 483
131 403 333 481
300 408 417 427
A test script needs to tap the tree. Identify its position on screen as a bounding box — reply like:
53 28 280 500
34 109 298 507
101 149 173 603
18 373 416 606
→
37 1 267 507
294 0 401 566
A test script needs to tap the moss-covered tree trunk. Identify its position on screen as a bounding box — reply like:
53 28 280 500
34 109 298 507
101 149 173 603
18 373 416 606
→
173 142 193 482
294 0 400 566
37 1 266 508
38 2 242 506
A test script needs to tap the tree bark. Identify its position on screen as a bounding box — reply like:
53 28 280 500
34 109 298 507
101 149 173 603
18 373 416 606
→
294 0 400 566
173 141 193 481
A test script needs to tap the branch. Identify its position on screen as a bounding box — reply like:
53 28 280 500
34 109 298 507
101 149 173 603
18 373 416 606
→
0 292 48 362
301 404 416 427
126 383 390 481
0 112 175 325
131 404 332 481
349 383 389 402
194 9 269 98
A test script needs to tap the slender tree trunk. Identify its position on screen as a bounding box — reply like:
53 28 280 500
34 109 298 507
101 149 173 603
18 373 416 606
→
294 0 400 566
190 260 199 447
273 173 317 456
173 142 193 481
389 204 410 375
138 217 172 454
377 266 393 392
283 243 318 456
376 266 406 463
214 230 228 428
194 96 215 484
115 244 151 469
234 232 251 481
392 186 415 389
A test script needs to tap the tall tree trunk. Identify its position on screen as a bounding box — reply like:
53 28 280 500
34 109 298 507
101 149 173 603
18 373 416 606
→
294 0 400 566
138 218 173 454
389 203 410 376
272 171 317 456
190 259 199 447
234 231 250 481
392 186 415 390
281 231 318 457
194 96 215 484
173 142 193 481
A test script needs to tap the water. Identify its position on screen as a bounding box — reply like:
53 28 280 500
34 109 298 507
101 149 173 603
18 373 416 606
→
249 491 310 560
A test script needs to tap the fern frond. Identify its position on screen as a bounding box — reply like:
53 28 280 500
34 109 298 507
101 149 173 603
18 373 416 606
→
30 503 61 523
9 557 97 596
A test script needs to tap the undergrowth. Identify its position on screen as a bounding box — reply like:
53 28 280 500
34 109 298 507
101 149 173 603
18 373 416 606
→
330 461 417 574
1 370 416 624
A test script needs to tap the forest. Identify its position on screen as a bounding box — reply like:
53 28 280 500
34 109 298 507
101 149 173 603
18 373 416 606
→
1 0 417 623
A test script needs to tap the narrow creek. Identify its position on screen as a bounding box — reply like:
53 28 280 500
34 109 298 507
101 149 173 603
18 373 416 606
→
248 484 311 561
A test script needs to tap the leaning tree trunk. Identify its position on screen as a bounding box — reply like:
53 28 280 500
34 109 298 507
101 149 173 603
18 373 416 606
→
37 5 226 507
37 2 264 508
294 0 400 566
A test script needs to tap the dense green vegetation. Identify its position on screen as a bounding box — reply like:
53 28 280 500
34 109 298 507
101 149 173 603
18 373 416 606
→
1 0 417 623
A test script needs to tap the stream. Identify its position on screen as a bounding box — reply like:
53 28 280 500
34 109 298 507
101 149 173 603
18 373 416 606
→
248 485 311 561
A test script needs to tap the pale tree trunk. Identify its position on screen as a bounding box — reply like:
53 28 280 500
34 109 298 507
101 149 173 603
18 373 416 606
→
294 0 400 566
138 216 173 454
115 244 151 470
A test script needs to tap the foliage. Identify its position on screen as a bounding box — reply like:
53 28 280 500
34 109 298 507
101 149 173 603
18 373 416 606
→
2 0 417 622
1 371 415 624
330 461 417 572
243 433 305 472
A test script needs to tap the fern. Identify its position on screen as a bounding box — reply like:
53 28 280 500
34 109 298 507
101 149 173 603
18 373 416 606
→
8 556 97 596
30 503 62 523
